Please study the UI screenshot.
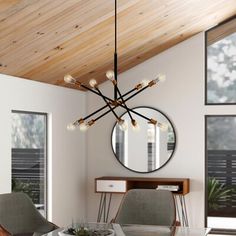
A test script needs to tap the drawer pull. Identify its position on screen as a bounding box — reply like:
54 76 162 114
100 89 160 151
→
109 184 114 188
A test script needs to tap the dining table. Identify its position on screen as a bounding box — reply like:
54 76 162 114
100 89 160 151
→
44 223 211 236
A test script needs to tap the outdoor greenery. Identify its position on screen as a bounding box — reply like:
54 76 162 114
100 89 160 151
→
12 178 36 201
208 177 234 210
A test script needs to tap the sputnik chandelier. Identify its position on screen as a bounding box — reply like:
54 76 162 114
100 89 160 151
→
65 0 166 132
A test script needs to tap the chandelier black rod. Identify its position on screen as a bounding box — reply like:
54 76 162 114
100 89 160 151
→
114 83 134 121
92 98 152 123
82 86 137 121
73 81 139 121
73 86 154 124
78 81 133 102
74 80 154 121
93 104 152 123
94 107 115 122
122 83 152 102
72 84 157 125
121 87 137 98
80 92 154 124
114 54 118 100
91 85 156 122
95 87 120 120
77 80 153 106
81 87 137 121
83 104 108 121
129 110 151 122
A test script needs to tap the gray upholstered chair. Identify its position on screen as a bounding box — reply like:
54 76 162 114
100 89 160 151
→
0 192 58 236
114 189 176 226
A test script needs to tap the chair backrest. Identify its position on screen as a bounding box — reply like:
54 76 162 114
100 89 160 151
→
0 192 49 234
114 189 176 226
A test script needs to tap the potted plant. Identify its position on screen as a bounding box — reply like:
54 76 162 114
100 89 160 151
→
60 224 114 236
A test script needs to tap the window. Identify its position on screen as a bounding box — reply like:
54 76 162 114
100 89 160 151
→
11 111 47 217
206 116 236 231
206 18 236 104
205 17 236 233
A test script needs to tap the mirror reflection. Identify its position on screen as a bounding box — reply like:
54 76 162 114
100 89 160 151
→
111 107 176 173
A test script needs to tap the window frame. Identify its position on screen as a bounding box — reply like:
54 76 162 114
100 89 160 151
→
205 16 236 105
11 110 48 219
205 114 236 234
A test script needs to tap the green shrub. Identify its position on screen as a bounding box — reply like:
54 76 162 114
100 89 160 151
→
208 177 233 210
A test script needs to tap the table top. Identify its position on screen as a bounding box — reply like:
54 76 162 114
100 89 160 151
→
45 223 210 236
119 224 210 236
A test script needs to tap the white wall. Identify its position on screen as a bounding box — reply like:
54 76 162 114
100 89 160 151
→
0 74 87 227
86 32 206 227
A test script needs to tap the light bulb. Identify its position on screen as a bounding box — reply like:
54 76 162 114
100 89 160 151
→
64 74 76 84
131 120 140 132
106 70 115 80
157 74 166 82
159 122 168 132
79 122 89 132
89 79 97 88
140 79 150 87
67 123 76 131
149 118 157 125
118 119 128 131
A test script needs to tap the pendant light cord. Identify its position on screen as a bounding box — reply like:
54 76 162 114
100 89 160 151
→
115 0 117 54
114 0 118 100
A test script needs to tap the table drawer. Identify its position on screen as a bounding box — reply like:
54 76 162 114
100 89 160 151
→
96 180 126 193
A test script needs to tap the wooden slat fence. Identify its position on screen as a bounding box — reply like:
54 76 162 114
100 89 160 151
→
208 150 236 217
12 148 45 205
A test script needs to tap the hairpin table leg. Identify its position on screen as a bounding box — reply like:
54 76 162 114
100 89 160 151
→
174 195 189 227
97 193 112 223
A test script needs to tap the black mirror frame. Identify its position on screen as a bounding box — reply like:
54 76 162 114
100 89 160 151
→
111 106 177 174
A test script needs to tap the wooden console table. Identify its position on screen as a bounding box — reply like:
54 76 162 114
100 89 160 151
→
95 176 190 226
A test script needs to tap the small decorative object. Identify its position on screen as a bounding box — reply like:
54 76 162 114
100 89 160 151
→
59 224 114 236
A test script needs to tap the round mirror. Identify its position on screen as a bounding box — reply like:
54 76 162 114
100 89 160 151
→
111 107 176 173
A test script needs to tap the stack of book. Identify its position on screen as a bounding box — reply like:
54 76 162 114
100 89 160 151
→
156 185 179 191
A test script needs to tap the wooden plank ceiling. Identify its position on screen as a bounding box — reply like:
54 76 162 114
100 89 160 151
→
0 0 236 90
